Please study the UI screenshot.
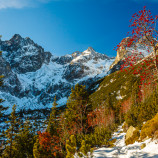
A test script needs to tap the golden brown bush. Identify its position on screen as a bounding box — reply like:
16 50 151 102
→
140 113 158 140
108 138 117 147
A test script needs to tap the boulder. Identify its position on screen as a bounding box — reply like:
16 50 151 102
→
153 130 158 140
125 126 136 141
125 126 140 145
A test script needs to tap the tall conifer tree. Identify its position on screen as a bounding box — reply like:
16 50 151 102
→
14 120 35 158
64 84 89 135
2 104 19 158
47 95 59 136
66 135 76 158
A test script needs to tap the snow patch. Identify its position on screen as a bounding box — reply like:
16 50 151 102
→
93 125 158 158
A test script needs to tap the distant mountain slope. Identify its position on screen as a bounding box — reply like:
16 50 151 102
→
0 34 115 112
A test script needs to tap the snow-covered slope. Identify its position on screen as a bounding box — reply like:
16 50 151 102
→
0 35 115 113
93 125 158 158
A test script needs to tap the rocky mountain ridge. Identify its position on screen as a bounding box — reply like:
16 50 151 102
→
0 34 115 112
110 37 153 73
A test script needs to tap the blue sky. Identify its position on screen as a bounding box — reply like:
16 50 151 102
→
0 0 158 56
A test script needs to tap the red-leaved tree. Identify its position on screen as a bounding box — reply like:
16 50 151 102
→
87 107 115 129
118 6 158 63
117 7 158 86
38 131 62 157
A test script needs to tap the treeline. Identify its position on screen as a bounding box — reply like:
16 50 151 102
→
0 84 115 158
1 62 158 157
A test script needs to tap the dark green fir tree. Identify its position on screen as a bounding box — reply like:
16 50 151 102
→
14 120 36 158
2 104 19 158
47 95 59 136
66 135 76 158
64 84 90 136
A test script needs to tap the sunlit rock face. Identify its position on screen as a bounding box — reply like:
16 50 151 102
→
110 37 153 73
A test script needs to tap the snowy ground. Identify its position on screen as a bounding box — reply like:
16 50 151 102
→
93 125 158 158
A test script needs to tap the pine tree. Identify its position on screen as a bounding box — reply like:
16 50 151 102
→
93 126 111 147
33 130 62 158
66 135 76 158
64 84 89 135
33 138 40 158
14 120 36 158
33 135 51 158
132 80 141 106
33 97 63 158
125 80 142 127
106 93 113 110
79 140 91 157
47 96 59 136
137 88 158 125
2 104 19 158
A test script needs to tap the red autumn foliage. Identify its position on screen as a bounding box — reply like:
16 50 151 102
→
38 131 61 157
117 6 158 87
87 107 115 128
121 97 132 114
38 131 51 151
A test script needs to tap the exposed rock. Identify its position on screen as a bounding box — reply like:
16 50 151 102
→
110 37 130 69
110 37 153 72
125 126 136 141
153 130 158 140
140 143 146 149
125 126 140 145
0 55 22 97
0 35 115 111
1 34 52 74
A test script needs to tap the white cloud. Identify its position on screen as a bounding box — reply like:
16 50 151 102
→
0 0 128 10
0 0 30 9
0 0 55 10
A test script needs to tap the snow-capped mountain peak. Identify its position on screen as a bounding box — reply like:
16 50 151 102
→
0 35 115 112
83 47 95 55
71 47 109 64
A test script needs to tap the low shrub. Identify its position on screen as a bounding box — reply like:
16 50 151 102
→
122 122 128 132
93 127 111 147
107 138 117 148
140 113 158 140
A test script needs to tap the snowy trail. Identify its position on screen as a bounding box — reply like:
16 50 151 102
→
93 125 158 158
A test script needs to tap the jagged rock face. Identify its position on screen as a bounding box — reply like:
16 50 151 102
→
0 35 115 112
110 38 130 69
110 37 153 71
0 55 22 97
1 34 52 74
63 63 85 81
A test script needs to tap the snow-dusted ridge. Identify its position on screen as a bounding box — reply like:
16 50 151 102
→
0 34 115 113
